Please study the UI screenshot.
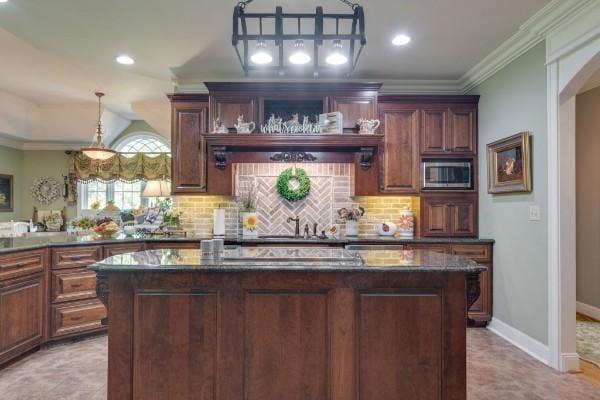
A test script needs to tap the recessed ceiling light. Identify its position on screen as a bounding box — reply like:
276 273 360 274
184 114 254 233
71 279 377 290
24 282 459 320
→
0 0 9 4
115 55 135 65
392 34 411 46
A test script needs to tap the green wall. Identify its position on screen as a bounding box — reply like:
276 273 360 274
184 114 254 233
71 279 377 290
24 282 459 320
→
0 146 75 222
0 145 24 222
469 42 548 344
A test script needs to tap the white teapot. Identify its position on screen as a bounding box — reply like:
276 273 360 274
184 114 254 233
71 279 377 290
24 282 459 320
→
357 118 381 134
234 115 256 134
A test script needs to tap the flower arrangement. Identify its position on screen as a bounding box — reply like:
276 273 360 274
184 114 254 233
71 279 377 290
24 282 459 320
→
337 206 365 221
90 200 102 210
239 184 257 212
155 198 173 213
70 216 96 230
164 209 184 227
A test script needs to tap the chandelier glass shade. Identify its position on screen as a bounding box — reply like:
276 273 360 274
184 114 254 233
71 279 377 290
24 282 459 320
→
232 0 366 76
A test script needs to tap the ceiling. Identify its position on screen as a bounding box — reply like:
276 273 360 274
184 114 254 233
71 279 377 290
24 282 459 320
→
0 0 550 139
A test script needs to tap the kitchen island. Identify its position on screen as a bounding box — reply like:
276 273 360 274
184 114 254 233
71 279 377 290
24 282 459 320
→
91 247 484 400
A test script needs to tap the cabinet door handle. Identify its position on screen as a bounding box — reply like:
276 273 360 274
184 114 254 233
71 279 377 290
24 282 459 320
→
16 262 25 268
71 283 83 288
70 316 83 321
70 256 82 261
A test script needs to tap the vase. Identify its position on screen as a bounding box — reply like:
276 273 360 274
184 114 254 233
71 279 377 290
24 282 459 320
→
398 208 415 238
242 211 259 238
345 220 359 236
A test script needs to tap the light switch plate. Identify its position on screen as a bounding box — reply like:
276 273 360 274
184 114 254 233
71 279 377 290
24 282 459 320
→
529 205 541 221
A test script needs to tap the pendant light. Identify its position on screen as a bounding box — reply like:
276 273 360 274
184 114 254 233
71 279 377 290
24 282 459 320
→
326 39 348 65
81 92 116 161
250 39 273 65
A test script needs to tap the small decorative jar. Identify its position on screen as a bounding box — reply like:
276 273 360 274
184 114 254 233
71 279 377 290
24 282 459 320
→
397 207 415 238
242 211 259 238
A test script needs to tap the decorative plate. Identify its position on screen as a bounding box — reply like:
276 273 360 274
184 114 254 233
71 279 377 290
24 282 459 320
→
31 176 61 205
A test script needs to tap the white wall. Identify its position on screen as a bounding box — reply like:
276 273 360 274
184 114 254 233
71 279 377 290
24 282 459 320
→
469 42 549 344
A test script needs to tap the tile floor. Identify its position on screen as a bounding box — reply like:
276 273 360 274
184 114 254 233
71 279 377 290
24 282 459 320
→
1 329 599 400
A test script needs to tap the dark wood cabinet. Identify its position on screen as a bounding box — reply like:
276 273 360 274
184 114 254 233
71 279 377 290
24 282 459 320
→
170 98 209 194
421 194 478 237
379 105 420 193
210 95 258 132
103 243 146 257
420 104 476 155
49 246 105 340
405 243 492 325
0 250 46 365
448 106 476 154
330 95 377 133
421 107 448 154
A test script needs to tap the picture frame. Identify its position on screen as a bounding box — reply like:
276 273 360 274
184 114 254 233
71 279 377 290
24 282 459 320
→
487 132 531 194
0 174 14 212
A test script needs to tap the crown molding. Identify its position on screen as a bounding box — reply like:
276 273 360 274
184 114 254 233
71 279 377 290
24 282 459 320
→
0 134 26 150
21 141 88 151
0 135 89 151
379 80 463 95
458 0 596 93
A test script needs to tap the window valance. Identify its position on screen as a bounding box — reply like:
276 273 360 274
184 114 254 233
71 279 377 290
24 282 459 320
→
69 152 171 183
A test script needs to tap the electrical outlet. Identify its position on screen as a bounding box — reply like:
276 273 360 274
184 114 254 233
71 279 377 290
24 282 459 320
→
529 205 541 221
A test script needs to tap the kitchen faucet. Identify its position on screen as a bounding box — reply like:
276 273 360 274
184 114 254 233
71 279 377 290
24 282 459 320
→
287 216 300 238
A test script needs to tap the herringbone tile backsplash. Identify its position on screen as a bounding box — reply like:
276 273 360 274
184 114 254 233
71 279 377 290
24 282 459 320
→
173 163 419 236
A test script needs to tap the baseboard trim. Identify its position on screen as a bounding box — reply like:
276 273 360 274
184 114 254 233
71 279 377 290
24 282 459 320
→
561 352 581 372
488 317 550 366
576 301 600 321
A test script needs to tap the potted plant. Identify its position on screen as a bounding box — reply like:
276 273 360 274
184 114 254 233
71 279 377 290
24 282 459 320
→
239 184 259 238
337 205 365 236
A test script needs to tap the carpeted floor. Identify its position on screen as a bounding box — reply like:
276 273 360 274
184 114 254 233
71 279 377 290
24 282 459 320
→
577 319 600 367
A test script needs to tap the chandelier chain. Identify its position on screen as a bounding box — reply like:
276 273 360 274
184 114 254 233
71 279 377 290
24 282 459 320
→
339 0 360 9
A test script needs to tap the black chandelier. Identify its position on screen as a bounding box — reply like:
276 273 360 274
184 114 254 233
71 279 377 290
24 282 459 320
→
232 0 366 77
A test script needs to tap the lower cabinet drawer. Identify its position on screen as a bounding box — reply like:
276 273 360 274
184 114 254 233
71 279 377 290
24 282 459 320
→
451 244 491 262
51 299 106 339
52 269 98 303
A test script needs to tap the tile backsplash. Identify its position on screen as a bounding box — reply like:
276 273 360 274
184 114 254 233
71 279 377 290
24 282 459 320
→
173 163 419 236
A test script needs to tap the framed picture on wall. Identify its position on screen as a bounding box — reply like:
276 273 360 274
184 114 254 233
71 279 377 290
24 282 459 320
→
487 132 532 194
0 174 14 212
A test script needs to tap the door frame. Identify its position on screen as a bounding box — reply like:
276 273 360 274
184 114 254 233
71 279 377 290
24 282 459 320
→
546 14 600 371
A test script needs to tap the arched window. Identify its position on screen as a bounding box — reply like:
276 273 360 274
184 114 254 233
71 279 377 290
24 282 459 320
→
79 134 171 213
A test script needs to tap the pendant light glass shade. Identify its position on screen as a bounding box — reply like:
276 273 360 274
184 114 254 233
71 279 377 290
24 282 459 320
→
250 40 273 65
326 39 348 65
289 40 311 65
81 92 116 161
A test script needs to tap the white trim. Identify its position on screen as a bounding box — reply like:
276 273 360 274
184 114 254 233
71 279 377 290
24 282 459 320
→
576 301 600 321
21 141 88 151
460 0 595 93
546 4 600 373
547 60 561 371
488 318 550 365
0 134 25 150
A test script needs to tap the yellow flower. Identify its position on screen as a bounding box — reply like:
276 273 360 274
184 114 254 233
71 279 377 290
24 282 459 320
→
90 200 101 210
243 214 258 231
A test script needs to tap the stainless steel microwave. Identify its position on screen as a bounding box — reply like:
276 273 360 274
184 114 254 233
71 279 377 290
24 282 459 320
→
422 160 473 189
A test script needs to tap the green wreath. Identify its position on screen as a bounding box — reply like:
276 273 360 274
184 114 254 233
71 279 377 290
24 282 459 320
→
276 168 311 202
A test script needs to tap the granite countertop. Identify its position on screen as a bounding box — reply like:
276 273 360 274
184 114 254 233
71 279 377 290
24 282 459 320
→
0 232 494 255
89 247 486 273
